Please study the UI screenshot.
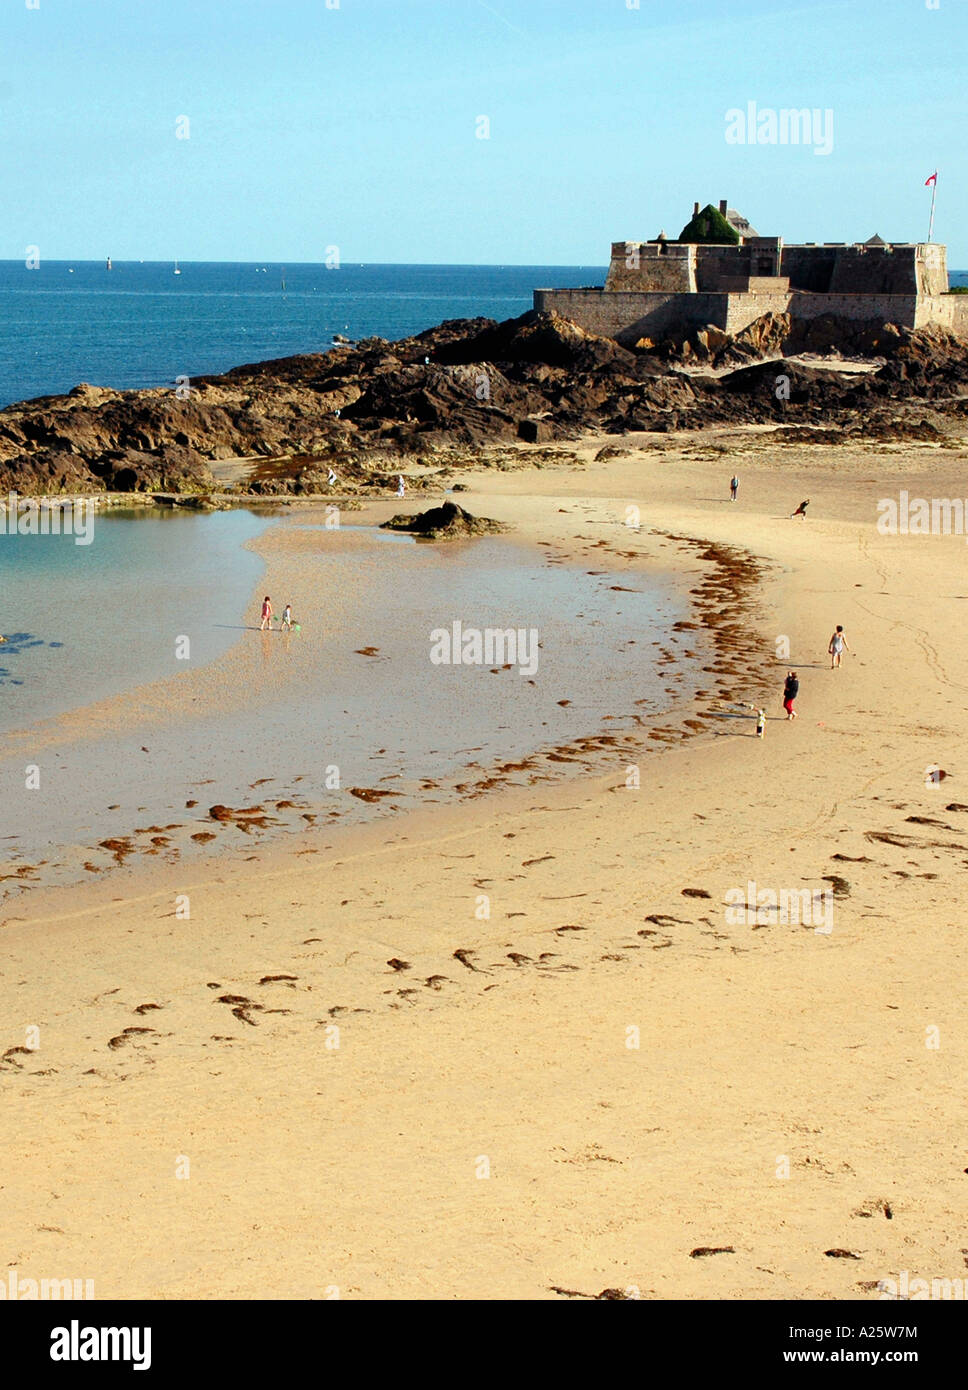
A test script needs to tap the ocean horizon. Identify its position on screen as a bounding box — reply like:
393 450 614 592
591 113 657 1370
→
0 260 608 409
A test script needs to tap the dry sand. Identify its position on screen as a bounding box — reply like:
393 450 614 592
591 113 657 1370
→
3 430 968 1300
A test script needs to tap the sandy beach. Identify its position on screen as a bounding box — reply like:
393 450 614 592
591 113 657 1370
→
3 431 968 1300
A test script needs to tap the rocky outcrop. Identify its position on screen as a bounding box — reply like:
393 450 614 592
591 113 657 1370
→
1 310 967 496
657 311 968 375
380 501 508 540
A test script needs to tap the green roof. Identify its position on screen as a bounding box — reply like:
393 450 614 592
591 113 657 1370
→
678 203 740 245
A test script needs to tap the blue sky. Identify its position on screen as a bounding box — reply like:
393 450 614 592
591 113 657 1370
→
1 0 964 264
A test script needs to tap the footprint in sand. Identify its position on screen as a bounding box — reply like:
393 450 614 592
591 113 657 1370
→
1 1046 35 1069
821 875 851 898
107 1028 156 1051
852 1198 893 1220
453 949 483 972
549 1285 635 1301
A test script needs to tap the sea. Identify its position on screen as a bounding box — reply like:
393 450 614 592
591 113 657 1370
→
0 507 269 731
0 259 963 412
0 260 608 410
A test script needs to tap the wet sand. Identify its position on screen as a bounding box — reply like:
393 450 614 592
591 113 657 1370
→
3 433 967 1300
0 501 715 891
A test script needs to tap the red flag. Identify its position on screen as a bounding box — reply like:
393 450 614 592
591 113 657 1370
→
925 171 938 186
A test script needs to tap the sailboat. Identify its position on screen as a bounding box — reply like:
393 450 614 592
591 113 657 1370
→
173 260 181 275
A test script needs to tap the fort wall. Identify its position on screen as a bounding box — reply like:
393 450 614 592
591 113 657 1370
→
535 287 794 342
534 288 728 343
790 291 920 324
722 291 796 334
915 294 968 333
917 243 948 296
605 240 944 297
538 235 961 344
604 242 697 293
534 286 967 343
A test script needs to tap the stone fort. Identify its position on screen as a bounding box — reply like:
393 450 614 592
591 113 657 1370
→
534 199 968 346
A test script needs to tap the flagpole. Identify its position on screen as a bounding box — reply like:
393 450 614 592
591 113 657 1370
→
928 171 938 243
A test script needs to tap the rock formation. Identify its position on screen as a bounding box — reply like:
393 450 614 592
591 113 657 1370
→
1 310 966 497
380 501 508 540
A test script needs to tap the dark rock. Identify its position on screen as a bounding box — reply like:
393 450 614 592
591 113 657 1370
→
380 501 508 541
2 305 968 498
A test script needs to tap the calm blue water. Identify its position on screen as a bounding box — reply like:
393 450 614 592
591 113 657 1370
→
0 508 268 731
0 261 607 409
0 518 702 860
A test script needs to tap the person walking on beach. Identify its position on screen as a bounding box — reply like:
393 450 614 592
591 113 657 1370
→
396 475 406 498
791 498 810 519
828 625 850 668
260 595 273 631
783 670 799 719
281 603 293 632
730 475 739 502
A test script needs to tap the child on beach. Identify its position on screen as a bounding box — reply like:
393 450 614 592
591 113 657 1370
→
791 499 810 519
738 701 766 737
260 596 273 631
281 604 293 632
783 670 799 719
828 625 850 668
